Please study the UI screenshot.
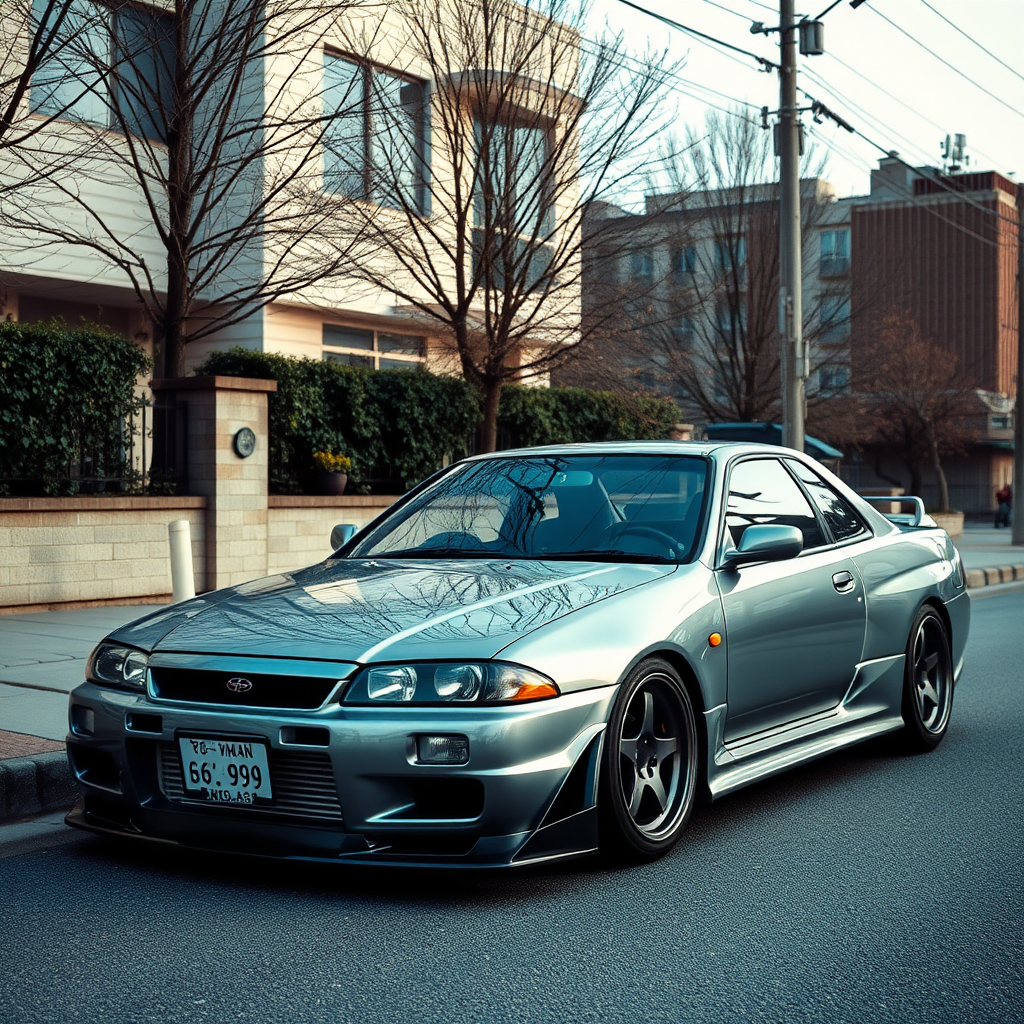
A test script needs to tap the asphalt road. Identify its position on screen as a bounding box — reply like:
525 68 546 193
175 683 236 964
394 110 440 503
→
2 586 1021 1024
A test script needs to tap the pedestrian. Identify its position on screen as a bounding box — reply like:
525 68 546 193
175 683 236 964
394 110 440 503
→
994 482 1012 528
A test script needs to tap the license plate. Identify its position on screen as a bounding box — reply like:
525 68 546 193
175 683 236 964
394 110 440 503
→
177 736 273 805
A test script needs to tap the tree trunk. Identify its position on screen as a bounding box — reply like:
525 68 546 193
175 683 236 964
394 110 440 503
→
926 423 950 513
478 379 503 454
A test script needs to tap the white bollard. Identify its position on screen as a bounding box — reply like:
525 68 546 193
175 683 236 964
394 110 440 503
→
168 520 196 603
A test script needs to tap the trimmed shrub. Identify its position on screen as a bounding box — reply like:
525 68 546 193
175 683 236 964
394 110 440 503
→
195 348 480 492
197 348 679 493
0 319 151 495
497 384 678 448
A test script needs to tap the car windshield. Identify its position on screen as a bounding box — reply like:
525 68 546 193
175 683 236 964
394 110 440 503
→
349 454 710 563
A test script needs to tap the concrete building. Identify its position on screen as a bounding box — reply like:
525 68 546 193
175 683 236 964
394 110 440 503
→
840 159 1018 513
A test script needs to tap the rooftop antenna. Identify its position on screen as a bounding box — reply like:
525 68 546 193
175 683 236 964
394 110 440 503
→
940 133 970 173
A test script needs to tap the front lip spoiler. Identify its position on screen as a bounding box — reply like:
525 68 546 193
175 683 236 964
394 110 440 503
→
64 801 599 870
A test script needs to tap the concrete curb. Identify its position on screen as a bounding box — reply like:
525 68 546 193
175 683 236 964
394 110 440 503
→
965 564 1024 588
0 751 78 823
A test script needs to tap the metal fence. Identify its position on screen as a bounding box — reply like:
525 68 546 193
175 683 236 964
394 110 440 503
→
0 397 188 497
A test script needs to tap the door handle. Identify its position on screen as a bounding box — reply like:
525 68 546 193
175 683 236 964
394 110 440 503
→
832 570 856 594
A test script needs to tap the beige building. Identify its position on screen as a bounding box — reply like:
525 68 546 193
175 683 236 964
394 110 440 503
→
0 0 579 382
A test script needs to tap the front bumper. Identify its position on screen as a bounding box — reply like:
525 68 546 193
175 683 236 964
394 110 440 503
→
65 681 615 867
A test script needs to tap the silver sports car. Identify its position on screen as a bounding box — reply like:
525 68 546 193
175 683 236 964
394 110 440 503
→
65 442 970 866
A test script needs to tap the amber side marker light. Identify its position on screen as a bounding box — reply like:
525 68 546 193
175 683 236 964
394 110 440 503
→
507 680 560 701
708 632 722 647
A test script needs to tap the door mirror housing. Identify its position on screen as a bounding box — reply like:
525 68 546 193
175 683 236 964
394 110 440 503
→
330 523 358 551
721 524 803 571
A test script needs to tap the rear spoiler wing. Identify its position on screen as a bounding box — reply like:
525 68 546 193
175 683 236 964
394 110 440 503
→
860 495 937 529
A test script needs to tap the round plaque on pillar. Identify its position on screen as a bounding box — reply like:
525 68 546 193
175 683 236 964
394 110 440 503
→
233 427 256 458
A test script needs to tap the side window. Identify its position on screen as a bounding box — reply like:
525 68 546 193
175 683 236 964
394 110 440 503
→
786 460 867 542
726 459 827 550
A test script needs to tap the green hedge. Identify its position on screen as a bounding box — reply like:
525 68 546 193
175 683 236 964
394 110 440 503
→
196 349 480 492
497 384 678 448
0 319 151 495
197 348 679 493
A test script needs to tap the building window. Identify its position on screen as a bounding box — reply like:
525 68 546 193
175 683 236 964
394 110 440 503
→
30 0 174 142
471 118 553 291
818 364 850 395
323 53 429 213
820 228 850 276
322 325 426 369
714 236 746 286
671 245 696 278
820 294 850 342
673 314 695 344
629 250 654 282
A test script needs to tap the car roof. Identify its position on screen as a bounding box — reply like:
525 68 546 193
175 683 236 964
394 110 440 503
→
465 440 810 461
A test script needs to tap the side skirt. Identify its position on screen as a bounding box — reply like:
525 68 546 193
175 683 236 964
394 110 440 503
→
703 654 906 800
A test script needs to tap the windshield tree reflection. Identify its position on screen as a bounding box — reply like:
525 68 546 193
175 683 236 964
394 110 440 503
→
351 455 709 563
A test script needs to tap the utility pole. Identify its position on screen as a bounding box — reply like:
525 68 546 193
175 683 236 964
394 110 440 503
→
778 0 805 452
1012 181 1023 545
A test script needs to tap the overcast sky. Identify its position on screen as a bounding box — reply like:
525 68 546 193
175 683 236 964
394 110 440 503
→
586 0 1024 199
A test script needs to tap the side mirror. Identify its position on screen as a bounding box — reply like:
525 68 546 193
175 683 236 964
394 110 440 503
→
721 524 803 571
330 523 358 551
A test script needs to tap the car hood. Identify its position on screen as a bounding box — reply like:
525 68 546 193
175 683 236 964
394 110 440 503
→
108 557 676 663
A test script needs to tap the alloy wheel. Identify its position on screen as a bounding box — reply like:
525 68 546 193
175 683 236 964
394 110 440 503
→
912 614 953 734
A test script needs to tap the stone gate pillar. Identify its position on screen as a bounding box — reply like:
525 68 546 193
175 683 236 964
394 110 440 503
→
152 375 277 593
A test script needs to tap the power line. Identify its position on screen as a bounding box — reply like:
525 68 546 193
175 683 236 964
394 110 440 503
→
695 0 754 25
918 0 1024 86
802 94 1017 238
614 0 779 71
822 51 1008 173
805 122 1007 251
868 5 1024 121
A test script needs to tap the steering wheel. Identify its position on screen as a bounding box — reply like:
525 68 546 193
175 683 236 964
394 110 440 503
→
605 523 680 557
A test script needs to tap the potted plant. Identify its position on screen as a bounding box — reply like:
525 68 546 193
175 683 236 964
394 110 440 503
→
311 450 352 496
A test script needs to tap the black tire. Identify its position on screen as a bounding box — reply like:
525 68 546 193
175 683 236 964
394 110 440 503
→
598 657 699 862
897 606 954 753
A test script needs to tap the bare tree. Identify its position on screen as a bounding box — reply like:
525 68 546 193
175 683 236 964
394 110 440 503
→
4 0 370 376
858 310 980 512
623 109 850 426
330 0 679 452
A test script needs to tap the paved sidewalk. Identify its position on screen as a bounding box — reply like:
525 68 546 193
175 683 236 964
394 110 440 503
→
1 529 1022 823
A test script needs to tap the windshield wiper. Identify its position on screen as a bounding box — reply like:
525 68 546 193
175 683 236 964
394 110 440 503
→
366 548 522 560
537 550 676 564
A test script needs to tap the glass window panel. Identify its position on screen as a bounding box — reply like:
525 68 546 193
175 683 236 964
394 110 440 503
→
726 458 826 550
370 70 422 210
378 333 424 355
379 357 422 370
31 0 109 125
324 351 374 368
323 325 374 350
474 119 550 232
787 460 865 541
352 455 709 562
114 7 174 141
323 54 365 198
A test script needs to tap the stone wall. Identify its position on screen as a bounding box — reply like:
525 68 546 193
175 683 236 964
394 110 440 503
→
268 496 395 576
0 497 207 610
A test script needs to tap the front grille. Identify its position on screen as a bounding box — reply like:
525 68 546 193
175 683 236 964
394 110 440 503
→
150 667 339 710
159 744 343 822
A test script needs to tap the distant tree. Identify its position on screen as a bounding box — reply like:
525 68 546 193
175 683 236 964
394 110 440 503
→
331 0 680 452
858 310 980 512
3 0 365 377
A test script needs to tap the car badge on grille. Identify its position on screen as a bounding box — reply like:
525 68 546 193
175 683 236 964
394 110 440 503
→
226 677 253 693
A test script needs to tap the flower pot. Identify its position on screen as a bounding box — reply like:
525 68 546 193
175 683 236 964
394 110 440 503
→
317 471 348 496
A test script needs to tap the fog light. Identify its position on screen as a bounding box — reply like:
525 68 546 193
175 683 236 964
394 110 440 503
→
417 734 469 765
70 705 95 736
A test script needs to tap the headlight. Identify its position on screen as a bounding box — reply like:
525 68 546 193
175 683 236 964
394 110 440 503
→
345 662 558 705
86 644 149 691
